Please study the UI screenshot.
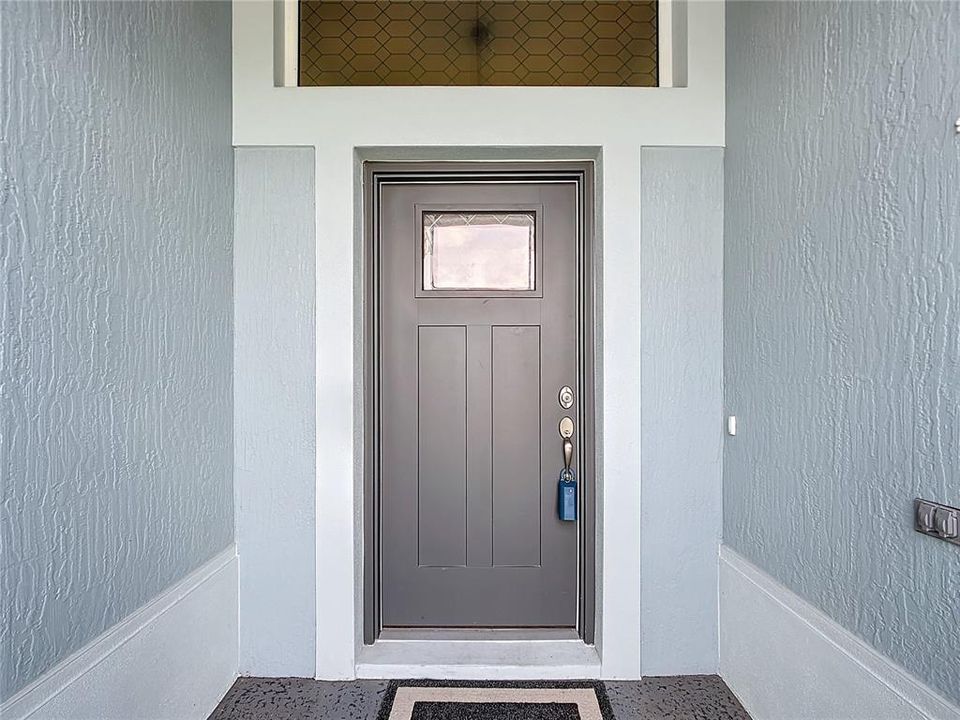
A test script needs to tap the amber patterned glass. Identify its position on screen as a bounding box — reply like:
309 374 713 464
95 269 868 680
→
299 0 657 86
423 212 536 290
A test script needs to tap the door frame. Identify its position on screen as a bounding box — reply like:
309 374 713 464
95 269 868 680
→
363 161 597 645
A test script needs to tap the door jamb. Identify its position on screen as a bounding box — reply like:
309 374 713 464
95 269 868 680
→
362 161 597 646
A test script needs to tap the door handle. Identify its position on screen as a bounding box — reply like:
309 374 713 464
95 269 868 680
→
559 416 574 472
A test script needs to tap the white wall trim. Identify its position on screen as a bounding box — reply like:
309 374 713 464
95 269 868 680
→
2 546 238 720
720 545 960 720
233 0 724 148
657 0 688 88
343 146 642 679
272 0 298 87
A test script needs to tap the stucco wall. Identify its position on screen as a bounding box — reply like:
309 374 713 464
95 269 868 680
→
724 0 960 704
1 0 234 700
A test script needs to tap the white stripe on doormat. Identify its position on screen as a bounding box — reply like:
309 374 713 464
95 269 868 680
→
388 687 603 720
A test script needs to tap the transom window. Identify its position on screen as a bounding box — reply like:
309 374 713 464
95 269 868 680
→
299 0 658 86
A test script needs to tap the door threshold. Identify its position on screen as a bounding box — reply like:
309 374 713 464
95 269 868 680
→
356 637 601 680
378 628 581 642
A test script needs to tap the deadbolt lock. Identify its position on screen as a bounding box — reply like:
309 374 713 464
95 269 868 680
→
558 385 575 409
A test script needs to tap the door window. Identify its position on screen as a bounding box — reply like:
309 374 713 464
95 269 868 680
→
422 211 536 291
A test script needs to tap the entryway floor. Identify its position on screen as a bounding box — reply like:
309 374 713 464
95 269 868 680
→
208 676 751 719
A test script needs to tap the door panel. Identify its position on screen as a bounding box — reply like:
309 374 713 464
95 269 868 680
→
379 180 579 628
416 325 467 568
492 325 541 568
465 324 493 568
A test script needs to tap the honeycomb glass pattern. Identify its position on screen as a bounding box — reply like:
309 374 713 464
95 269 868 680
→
299 0 658 86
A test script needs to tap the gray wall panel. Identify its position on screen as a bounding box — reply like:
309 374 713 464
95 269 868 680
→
724 0 960 704
1 0 234 700
234 147 317 677
640 146 724 675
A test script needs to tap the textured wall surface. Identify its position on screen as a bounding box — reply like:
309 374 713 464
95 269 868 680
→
640 147 724 675
234 148 316 677
724 0 960 704
1 0 234 701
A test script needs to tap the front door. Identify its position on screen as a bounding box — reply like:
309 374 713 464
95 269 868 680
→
375 170 587 630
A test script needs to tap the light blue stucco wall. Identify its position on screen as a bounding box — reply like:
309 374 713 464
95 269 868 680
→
1 0 234 700
640 147 724 675
234 148 316 677
724 0 960 704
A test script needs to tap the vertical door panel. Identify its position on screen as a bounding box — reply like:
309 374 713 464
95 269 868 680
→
492 325 542 568
417 325 468 568
466 325 494 568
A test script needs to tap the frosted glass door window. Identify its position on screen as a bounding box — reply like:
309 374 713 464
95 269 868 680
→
423 212 536 291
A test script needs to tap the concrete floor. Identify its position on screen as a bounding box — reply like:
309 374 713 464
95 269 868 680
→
208 675 751 720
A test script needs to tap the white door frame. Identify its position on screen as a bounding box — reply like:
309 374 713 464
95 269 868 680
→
312 145 641 679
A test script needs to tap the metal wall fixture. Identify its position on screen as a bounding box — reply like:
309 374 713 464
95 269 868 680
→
915 498 960 547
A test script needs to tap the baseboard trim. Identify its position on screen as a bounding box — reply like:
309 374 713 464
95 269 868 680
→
2 545 239 720
719 545 960 720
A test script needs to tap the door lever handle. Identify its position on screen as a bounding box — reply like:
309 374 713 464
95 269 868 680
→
559 416 574 472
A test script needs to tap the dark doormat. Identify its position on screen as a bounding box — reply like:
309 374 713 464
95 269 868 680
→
376 680 615 720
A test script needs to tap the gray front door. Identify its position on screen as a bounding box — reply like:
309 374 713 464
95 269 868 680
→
378 176 581 628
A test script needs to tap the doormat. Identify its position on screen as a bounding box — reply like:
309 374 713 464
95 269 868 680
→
376 680 615 720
